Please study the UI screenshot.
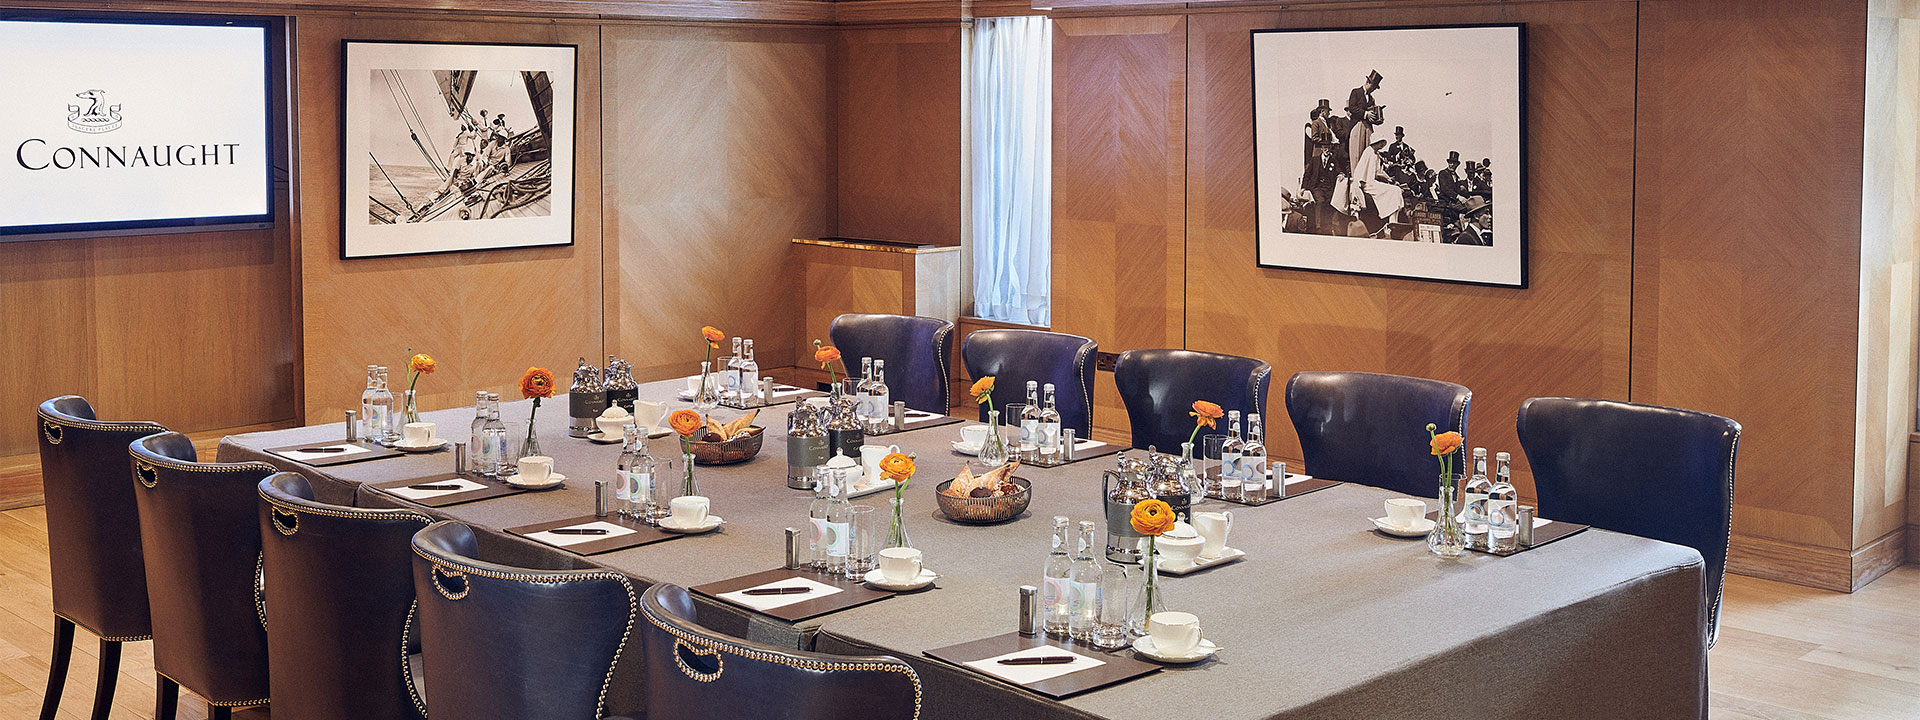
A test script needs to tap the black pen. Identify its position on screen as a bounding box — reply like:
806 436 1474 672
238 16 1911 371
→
407 483 464 491
296 447 349 453
741 587 812 596
998 656 1076 666
549 528 609 536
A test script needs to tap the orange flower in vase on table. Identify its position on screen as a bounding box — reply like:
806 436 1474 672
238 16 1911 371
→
669 409 704 438
880 452 916 483
812 340 844 384
401 352 437 423
1430 430 1463 458
1187 399 1223 445
701 326 725 349
515 367 555 459
1130 499 1176 536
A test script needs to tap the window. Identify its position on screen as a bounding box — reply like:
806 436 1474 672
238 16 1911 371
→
970 16 1053 326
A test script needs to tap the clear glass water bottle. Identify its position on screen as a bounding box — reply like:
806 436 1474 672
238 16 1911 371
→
468 391 488 464
1487 452 1518 552
1042 516 1073 637
359 366 379 441
1241 413 1269 502
1068 520 1103 641
723 337 743 400
1219 411 1245 501
824 471 853 575
480 393 506 478
1463 447 1492 549
370 366 397 445
1020 381 1042 461
807 468 834 569
632 434 660 524
865 360 892 434
740 339 761 400
616 428 639 517
854 357 878 424
1038 383 1063 463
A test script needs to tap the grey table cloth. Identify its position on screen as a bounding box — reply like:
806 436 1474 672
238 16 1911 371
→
221 380 1708 720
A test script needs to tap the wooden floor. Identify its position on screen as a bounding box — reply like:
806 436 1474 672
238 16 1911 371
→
0 501 1913 719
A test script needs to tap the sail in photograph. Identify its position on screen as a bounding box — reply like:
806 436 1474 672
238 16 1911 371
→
367 69 554 224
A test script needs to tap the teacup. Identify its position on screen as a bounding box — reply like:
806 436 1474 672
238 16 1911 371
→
402 422 437 447
958 425 989 448
1192 511 1232 559
517 455 554 483
670 495 710 524
1386 498 1427 529
878 547 923 584
686 375 706 395
1148 611 1202 655
632 400 667 432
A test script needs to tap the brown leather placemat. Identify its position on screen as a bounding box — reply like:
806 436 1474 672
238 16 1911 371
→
263 440 404 467
368 473 528 508
1422 510 1592 556
690 568 894 623
718 386 827 410
1020 440 1124 468
884 413 966 435
1213 476 1342 507
924 631 1161 700
504 514 683 555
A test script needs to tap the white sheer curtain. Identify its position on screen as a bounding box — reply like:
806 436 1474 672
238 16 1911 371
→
970 16 1053 326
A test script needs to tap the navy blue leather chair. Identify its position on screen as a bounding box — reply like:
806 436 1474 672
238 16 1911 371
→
1113 349 1271 451
259 473 431 720
828 313 954 413
961 329 1097 436
639 584 920 720
1517 397 1738 647
35 396 165 720
129 432 278 720
1284 371 1472 497
411 521 638 720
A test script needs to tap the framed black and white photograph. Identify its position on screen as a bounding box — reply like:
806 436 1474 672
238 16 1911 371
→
342 40 575 259
1252 24 1526 287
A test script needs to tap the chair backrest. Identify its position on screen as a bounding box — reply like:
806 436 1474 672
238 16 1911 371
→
1284 371 1472 496
961 329 1098 436
1112 349 1271 451
35 396 164 642
259 473 432 720
129 431 277 707
640 584 920 720
1516 397 1737 646
828 313 955 413
410 521 635 720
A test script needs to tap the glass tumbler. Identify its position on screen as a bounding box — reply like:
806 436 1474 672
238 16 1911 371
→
647 454 680 526
1090 565 1133 650
845 505 879 581
1202 435 1229 497
1003 403 1029 461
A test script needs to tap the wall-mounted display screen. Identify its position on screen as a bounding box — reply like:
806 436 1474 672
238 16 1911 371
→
0 14 274 242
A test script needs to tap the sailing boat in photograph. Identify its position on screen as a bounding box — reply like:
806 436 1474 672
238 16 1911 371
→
367 69 554 225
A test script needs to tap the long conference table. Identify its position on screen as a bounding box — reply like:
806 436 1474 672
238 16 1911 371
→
220 379 1709 720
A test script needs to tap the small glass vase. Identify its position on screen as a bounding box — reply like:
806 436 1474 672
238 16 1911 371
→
693 361 719 413
979 410 1008 466
886 495 913 548
1178 442 1203 508
403 389 420 424
680 451 699 496
1127 537 1167 635
1428 472 1466 558
519 423 542 461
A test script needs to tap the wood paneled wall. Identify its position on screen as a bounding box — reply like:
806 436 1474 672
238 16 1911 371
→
602 23 834 382
291 17 607 424
1038 0 1901 588
834 25 965 246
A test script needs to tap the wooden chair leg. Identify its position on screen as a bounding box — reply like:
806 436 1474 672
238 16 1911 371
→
38 616 75 720
89 639 121 720
155 674 179 720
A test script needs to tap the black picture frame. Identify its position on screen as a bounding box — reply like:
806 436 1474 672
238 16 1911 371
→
340 39 578 259
1251 23 1528 288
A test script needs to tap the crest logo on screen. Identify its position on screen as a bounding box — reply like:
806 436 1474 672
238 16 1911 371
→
65 89 122 134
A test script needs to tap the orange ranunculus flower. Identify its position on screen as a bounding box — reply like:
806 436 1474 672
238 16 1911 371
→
1189 400 1223 428
1130 499 1176 536
815 345 841 366
880 452 915 481
970 376 996 402
668 409 704 437
1430 431 1463 457
409 354 436 375
702 326 725 343
519 367 555 399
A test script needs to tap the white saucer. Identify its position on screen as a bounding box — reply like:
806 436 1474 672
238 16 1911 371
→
1132 635 1218 663
392 438 449 453
1157 547 1246 575
507 472 565 490
587 431 627 444
659 515 723 534
1372 517 1436 537
863 567 938 591
950 441 982 456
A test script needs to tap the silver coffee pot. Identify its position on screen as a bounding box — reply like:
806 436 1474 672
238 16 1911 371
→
1103 453 1155 563
567 357 605 438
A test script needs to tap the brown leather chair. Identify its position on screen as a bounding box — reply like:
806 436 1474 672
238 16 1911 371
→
35 396 165 720
411 521 639 720
259 472 431 720
129 432 277 720
639 583 921 720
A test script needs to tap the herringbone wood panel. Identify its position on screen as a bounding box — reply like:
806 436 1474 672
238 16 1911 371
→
836 26 966 247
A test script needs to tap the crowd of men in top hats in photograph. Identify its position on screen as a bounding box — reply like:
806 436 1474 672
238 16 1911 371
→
1280 69 1496 246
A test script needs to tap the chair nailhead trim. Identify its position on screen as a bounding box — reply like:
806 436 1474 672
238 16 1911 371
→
641 604 923 720
673 639 725 682
52 612 150 643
